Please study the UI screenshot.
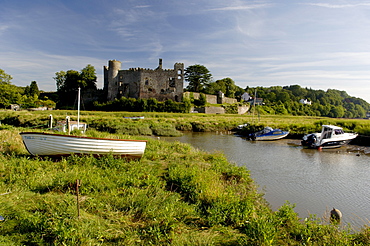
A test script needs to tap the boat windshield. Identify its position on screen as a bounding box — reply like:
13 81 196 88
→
334 129 344 135
321 127 333 139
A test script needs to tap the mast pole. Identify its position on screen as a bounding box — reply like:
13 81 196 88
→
77 87 80 131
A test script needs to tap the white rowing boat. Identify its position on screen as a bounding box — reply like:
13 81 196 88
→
20 132 147 159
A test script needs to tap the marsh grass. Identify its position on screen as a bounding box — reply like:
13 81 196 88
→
1 113 370 244
0 110 370 137
2 110 370 137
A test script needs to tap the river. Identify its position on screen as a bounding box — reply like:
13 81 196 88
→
161 132 370 229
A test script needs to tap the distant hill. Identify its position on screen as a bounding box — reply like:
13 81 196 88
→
244 85 369 118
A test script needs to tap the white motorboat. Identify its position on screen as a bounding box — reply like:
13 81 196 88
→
301 125 358 149
20 132 147 159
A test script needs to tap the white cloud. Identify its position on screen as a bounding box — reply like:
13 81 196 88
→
306 3 370 8
208 3 272 11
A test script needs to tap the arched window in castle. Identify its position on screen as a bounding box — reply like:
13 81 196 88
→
177 69 182 75
145 78 149 85
169 77 175 87
178 75 182 80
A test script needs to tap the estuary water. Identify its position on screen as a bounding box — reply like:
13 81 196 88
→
162 132 370 229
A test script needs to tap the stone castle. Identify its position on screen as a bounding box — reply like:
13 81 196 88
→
103 59 184 102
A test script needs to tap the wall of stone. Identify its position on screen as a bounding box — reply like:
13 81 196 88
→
237 105 250 114
183 92 236 104
104 59 184 102
193 106 225 114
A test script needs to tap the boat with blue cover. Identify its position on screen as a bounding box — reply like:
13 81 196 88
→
248 127 289 141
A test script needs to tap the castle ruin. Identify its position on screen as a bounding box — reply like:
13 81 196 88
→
103 59 184 102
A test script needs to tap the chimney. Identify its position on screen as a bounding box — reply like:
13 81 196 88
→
158 58 162 69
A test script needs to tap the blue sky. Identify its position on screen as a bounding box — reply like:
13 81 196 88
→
2 0 370 102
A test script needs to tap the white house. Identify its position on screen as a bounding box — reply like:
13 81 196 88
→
241 92 251 101
299 99 312 105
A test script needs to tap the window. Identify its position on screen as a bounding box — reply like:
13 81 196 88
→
169 77 175 87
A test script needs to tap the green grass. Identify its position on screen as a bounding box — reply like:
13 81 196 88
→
0 127 370 245
3 110 370 138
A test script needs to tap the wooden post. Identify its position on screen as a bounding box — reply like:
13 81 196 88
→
76 179 81 218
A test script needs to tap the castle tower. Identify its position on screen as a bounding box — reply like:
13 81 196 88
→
104 60 121 101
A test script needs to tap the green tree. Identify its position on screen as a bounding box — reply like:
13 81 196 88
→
25 81 40 97
204 78 238 98
54 71 67 91
0 69 13 84
0 69 22 108
80 64 97 89
185 65 212 92
55 65 97 93
328 105 345 118
54 65 98 108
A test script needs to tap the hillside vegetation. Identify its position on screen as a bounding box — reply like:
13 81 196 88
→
246 85 369 118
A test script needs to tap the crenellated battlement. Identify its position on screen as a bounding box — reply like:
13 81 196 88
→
104 58 184 102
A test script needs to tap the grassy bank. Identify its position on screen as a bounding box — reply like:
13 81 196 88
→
2 110 370 137
1 127 370 245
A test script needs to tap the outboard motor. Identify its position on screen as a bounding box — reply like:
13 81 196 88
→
302 134 317 148
248 133 256 141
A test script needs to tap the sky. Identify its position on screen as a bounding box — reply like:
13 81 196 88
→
2 0 370 102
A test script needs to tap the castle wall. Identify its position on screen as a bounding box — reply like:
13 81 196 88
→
183 92 236 104
104 59 184 102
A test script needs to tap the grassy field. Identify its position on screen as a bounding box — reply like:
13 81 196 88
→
0 111 370 244
1 110 370 136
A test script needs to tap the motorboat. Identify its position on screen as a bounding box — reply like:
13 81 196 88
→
301 125 358 149
247 127 289 141
20 132 147 159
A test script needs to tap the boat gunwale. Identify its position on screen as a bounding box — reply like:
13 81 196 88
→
20 132 148 142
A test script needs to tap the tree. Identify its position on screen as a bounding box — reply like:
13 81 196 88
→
54 71 67 91
328 105 345 118
0 69 21 108
54 64 97 93
54 65 98 108
204 78 238 98
80 64 97 89
24 81 40 97
184 65 212 92
0 69 13 84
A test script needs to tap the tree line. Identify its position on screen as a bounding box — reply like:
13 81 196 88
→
184 64 370 118
1 64 369 118
0 69 55 109
248 85 369 118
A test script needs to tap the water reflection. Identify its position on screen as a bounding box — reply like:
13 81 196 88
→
161 132 370 229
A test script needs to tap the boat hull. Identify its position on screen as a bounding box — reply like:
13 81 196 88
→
319 140 353 149
302 132 357 149
20 132 147 159
255 132 289 141
249 129 289 141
